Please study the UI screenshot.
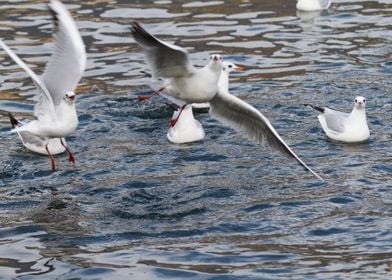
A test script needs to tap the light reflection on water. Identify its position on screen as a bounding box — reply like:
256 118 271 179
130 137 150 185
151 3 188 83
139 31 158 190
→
0 0 392 279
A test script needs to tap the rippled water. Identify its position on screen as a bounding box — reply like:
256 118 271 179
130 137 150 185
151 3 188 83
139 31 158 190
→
0 0 392 279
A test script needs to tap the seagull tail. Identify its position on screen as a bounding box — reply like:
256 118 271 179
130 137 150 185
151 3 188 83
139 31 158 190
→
8 112 19 128
303 103 325 113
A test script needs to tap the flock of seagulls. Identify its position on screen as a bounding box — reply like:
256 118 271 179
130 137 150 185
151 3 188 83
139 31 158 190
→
0 0 369 182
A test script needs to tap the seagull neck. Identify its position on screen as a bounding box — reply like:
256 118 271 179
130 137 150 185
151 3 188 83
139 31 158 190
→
207 62 222 73
218 73 229 90
350 107 366 120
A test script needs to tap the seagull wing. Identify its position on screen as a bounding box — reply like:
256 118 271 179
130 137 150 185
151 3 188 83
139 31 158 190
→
323 108 349 133
0 40 57 122
210 90 323 181
131 21 195 79
42 0 86 107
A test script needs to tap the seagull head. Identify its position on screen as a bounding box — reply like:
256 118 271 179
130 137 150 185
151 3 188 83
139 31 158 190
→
208 54 223 72
222 62 245 74
354 96 366 109
63 91 76 104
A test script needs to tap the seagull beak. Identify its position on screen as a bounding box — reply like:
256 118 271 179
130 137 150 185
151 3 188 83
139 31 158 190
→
234 65 245 71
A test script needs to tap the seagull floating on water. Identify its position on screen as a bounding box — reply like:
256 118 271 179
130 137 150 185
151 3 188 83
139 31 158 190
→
304 96 370 143
131 21 323 181
296 0 331 11
0 0 86 170
167 61 244 144
167 105 205 144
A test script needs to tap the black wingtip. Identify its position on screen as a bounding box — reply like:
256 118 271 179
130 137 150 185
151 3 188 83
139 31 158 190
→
303 103 325 113
8 112 19 128
140 70 152 78
48 4 59 29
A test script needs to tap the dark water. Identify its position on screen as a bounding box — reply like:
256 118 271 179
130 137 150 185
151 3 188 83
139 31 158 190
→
0 0 392 279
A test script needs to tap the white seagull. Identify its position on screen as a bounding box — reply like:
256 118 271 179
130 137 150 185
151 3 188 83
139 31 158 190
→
0 0 86 171
132 21 222 126
296 0 331 11
192 61 245 111
167 105 205 144
304 96 370 143
131 22 324 181
167 61 244 144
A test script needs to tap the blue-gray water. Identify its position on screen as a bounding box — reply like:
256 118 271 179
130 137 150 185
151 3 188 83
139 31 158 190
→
0 0 392 279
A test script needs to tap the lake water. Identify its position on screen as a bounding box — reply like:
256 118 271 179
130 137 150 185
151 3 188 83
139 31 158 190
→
0 0 392 279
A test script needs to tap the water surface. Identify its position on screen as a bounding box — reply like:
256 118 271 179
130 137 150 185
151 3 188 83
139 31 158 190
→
0 0 392 279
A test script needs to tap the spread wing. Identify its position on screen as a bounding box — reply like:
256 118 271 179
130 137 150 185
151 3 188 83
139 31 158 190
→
42 0 86 107
210 89 323 181
0 40 57 122
131 21 195 79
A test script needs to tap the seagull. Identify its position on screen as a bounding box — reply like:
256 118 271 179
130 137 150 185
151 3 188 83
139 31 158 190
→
131 21 222 127
167 105 205 144
0 0 86 171
296 0 331 11
167 61 244 144
304 96 370 143
192 61 245 111
131 21 324 181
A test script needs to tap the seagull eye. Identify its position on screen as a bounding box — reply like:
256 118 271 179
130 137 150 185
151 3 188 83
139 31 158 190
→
363 99 366 103
355 99 357 103
228 65 233 68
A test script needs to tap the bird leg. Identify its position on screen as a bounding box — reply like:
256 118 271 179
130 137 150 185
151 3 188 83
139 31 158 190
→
168 105 186 128
138 86 165 102
45 144 57 171
60 139 75 166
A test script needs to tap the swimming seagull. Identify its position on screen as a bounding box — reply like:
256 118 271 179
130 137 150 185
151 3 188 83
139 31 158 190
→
131 21 324 181
167 105 205 144
167 61 244 144
296 0 331 11
0 0 86 170
304 96 370 143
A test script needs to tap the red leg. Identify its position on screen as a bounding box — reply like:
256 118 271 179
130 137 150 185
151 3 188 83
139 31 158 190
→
45 144 56 171
138 86 165 102
168 105 186 128
60 139 75 166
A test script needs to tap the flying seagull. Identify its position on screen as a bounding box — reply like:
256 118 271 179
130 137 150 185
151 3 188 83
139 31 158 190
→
0 0 86 170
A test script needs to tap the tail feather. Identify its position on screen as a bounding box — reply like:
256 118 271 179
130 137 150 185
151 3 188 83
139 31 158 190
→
8 112 19 128
303 103 325 113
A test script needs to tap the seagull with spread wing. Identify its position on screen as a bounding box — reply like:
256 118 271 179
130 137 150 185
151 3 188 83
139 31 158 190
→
131 22 323 181
0 0 86 171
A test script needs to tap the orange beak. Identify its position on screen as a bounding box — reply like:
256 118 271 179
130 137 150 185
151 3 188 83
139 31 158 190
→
234 65 245 71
